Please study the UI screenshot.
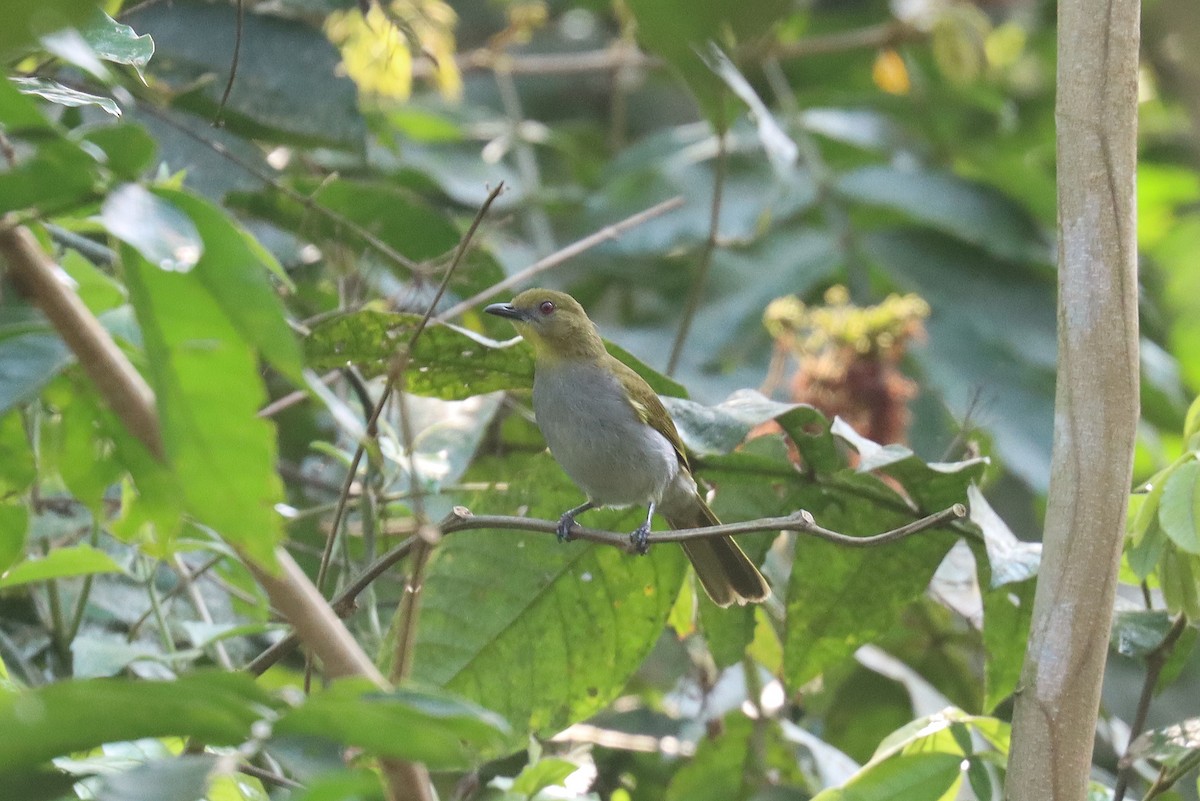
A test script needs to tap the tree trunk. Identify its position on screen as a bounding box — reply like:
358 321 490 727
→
1005 0 1140 797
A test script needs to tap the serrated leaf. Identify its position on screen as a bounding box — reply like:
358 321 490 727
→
1159 461 1200 554
0 544 122 589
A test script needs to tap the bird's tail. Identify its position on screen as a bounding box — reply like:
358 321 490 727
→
664 494 770 607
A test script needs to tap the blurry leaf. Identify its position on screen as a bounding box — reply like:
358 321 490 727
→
699 593 755 669
667 714 805 801
92 755 218 801
0 673 276 770
824 665 914 764
0 133 99 215
1112 610 1175 658
1160 548 1200 620
605 341 688 398
625 0 789 124
80 9 155 81
0 769 78 801
0 0 96 56
1125 718 1200 769
79 123 157 181
283 770 385 801
0 409 35 491
411 453 686 735
809 752 963 801
839 167 1049 264
306 311 534 400
101 184 202 272
123 246 283 565
663 390 798 456
1185 395 1200 443
0 502 28 575
10 77 120 116
1159 461 1200 554
696 43 798 171
980 571 1034 712
0 544 123 589
70 634 166 679
155 188 302 381
508 756 580 797
274 680 510 769
864 229 1056 491
125 0 364 149
227 179 457 268
966 485 1040 586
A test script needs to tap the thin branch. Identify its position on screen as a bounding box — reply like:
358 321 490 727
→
436 195 684 322
667 112 727 376
440 502 965 551
0 219 163 459
1112 614 1189 801
173 554 234 670
214 0 244 126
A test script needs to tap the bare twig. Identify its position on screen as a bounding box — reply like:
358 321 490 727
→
214 0 244 126
173 554 234 670
436 195 684 322
667 112 727 376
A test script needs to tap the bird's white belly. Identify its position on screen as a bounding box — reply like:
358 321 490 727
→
533 363 678 507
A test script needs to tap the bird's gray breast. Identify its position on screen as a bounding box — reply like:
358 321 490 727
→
532 362 678 507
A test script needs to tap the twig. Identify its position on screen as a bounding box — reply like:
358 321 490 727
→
214 0 244 126
1112 614 1189 801
436 195 684 322
667 110 727 376
172 554 234 670
440 502 965 551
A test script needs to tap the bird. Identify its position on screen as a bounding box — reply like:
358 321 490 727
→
485 288 770 607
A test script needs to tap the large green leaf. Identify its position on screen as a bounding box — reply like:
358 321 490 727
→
1159 460 1200 554
411 453 687 735
810 753 963 801
273 679 510 769
0 0 96 56
0 544 123 589
101 184 202 273
0 673 275 770
123 246 284 565
124 0 364 149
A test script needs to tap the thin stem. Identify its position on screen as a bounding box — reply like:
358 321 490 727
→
1112 614 1189 801
173 554 234 670
667 112 728 376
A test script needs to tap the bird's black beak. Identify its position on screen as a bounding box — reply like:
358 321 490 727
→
484 302 525 321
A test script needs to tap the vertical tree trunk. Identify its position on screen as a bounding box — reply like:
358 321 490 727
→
1005 0 1140 797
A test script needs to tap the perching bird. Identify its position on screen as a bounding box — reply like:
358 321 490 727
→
485 289 770 607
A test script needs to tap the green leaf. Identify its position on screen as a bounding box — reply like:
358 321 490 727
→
0 544 123 589
123 246 284 565
0 673 275 770
227 179 458 268
663 390 798 456
0 0 96 56
507 756 580 797
101 184 202 272
0 133 99 215
1160 460 1200 554
306 311 534 400
1185 395 1200 442
0 409 35 492
1112 609 1175 658
1160 548 1200 620
79 123 157 181
411 453 686 735
91 755 218 801
838 166 1050 264
0 502 28 576
0 769 78 801
605 340 688 398
810 752 963 801
154 188 302 382
980 570 1034 712
11 77 120 116
1126 717 1200 768
273 680 510 770
79 9 155 80
124 0 364 149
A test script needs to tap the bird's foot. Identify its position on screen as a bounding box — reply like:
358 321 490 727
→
629 524 651 555
556 514 577 543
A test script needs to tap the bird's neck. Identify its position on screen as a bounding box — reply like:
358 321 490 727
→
525 330 607 365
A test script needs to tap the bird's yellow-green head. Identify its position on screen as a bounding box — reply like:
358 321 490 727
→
485 289 606 362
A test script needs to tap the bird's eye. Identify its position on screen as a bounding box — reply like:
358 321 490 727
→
539 300 555 316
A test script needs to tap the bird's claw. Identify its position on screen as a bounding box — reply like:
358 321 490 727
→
630 525 651 555
556 515 576 543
